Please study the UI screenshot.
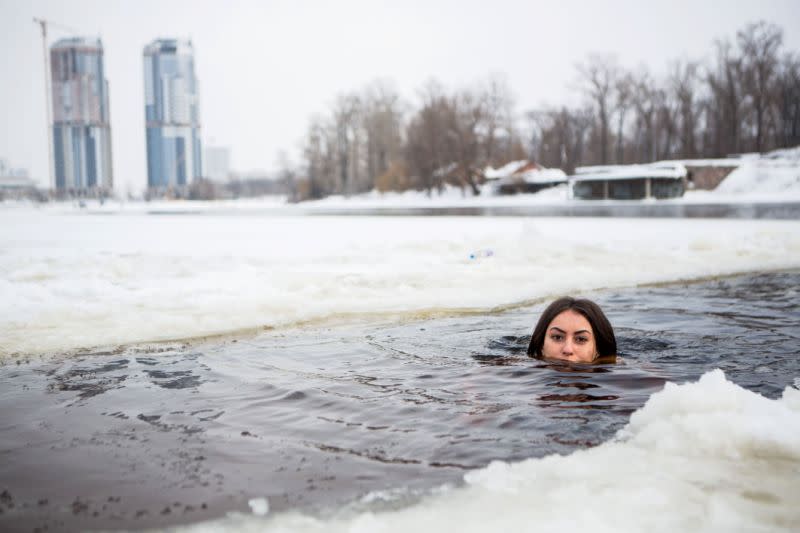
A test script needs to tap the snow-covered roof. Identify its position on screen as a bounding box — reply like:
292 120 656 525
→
574 165 627 175
484 160 530 180
571 163 687 182
659 159 743 168
516 168 567 184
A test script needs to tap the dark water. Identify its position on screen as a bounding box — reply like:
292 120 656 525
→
1 270 799 531
299 202 800 219
139 202 800 219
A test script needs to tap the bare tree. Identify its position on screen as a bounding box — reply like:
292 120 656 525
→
706 39 744 155
447 88 486 195
669 59 701 158
405 80 451 195
275 150 297 202
302 115 337 199
576 54 619 164
631 68 661 162
737 21 783 152
527 106 592 174
613 71 634 163
331 93 361 196
361 80 405 188
524 109 548 163
480 73 517 165
656 88 678 159
775 53 800 148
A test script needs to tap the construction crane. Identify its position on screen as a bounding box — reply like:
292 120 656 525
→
32 17 80 193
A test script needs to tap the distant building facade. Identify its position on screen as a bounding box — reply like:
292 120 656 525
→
570 163 686 200
204 146 230 181
483 160 567 195
50 37 113 196
0 159 43 201
143 39 202 191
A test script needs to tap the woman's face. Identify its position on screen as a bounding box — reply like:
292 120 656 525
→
541 309 598 363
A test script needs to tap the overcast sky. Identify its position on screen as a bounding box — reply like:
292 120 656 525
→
1 0 799 194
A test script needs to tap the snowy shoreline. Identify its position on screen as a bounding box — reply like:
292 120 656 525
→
6 147 799 213
6 187 800 217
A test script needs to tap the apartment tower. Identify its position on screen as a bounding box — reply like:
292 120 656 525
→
143 39 202 191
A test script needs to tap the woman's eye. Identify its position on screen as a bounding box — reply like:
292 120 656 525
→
551 334 564 341
576 337 588 344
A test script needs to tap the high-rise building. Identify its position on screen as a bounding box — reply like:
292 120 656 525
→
143 39 202 191
50 37 113 195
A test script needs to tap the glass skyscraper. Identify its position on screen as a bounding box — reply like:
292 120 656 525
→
143 39 202 191
50 37 114 194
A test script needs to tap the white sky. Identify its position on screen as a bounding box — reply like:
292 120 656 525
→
1 0 799 194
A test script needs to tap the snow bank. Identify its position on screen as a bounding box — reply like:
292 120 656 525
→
175 370 800 533
715 159 800 195
1 212 799 359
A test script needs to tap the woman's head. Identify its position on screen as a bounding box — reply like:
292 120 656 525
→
527 297 616 363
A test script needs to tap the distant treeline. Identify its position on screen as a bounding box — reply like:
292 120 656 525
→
289 21 799 201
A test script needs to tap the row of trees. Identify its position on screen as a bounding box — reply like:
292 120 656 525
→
533 21 799 173
293 21 799 200
295 76 526 200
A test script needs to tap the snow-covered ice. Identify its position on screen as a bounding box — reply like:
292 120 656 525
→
1 211 799 359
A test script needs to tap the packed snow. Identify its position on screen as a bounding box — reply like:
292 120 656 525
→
1 211 799 359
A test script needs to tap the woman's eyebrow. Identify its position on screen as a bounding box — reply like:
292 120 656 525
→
550 326 592 335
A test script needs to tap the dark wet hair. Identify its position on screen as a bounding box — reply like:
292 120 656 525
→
527 296 616 359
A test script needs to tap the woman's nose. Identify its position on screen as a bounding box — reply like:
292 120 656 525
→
562 338 574 354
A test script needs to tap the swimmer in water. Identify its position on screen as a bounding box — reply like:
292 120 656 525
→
527 296 617 363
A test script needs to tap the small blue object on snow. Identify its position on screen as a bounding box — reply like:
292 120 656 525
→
469 249 494 260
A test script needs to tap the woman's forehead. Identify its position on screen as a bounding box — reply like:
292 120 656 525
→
550 309 592 329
